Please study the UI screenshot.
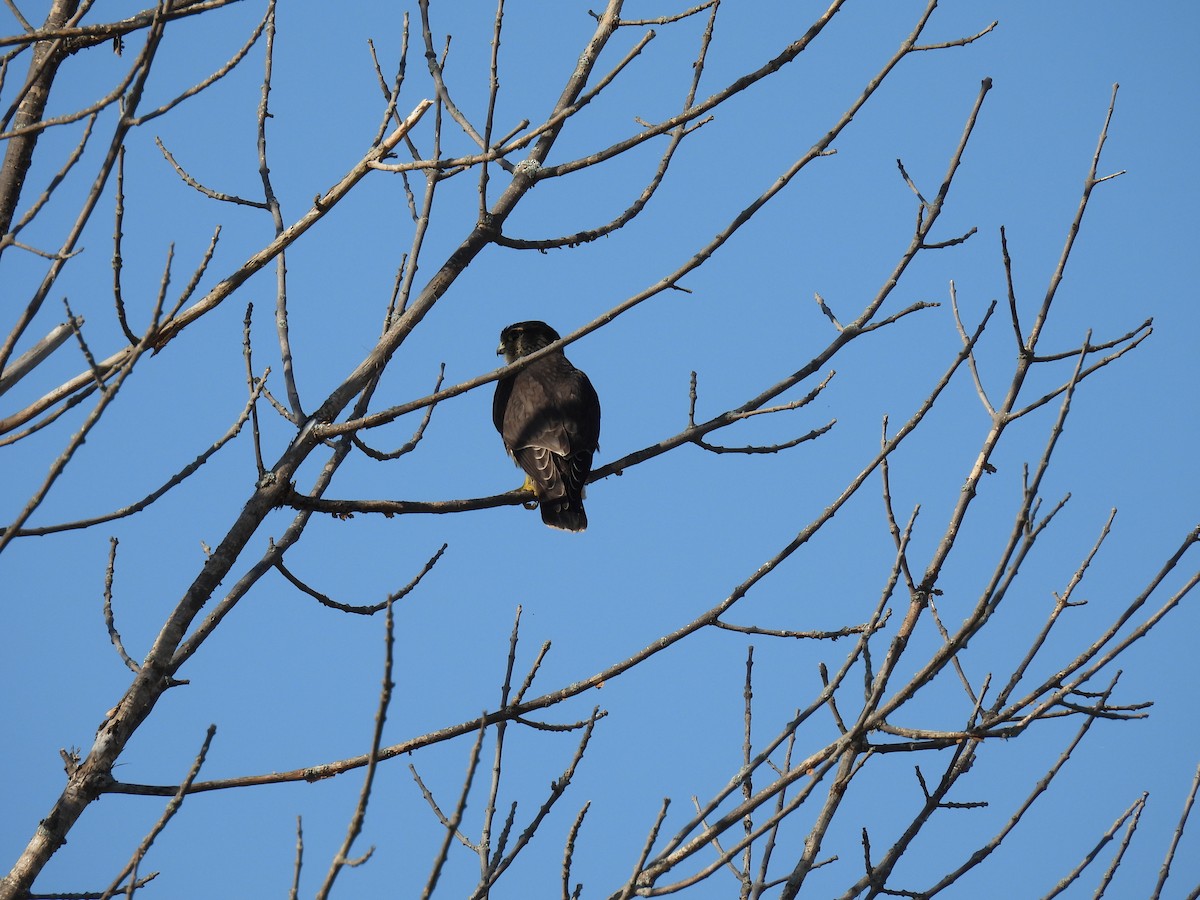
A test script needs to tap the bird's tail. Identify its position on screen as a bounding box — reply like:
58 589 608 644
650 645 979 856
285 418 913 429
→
540 497 587 532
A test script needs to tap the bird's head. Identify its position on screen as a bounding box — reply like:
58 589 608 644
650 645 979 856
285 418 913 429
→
497 321 561 363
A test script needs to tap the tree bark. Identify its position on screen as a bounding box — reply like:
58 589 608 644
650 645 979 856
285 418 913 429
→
0 0 81 240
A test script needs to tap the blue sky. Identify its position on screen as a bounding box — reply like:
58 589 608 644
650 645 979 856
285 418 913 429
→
2 2 1198 897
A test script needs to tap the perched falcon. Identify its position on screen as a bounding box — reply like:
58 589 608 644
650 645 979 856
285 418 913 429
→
493 321 601 532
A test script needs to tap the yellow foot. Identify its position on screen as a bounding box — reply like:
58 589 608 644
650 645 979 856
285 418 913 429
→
517 474 539 509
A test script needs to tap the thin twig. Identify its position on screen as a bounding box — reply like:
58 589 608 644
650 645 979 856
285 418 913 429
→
255 0 303 420
273 543 447 616
97 725 216 900
155 137 268 208
474 710 601 896
0 285 165 553
288 816 303 900
110 145 138 343
1042 792 1147 899
561 802 590 900
1152 761 1200 900
315 596 396 899
421 719 487 900
2 374 270 538
102 538 140 674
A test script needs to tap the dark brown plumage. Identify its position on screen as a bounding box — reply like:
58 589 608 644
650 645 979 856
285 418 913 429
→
493 321 601 532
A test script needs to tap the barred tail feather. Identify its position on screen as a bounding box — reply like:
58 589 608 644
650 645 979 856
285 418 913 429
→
540 497 587 532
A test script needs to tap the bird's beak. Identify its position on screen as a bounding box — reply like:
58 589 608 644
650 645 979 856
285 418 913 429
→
496 342 505 357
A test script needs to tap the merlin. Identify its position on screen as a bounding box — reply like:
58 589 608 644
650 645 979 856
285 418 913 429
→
493 321 601 532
